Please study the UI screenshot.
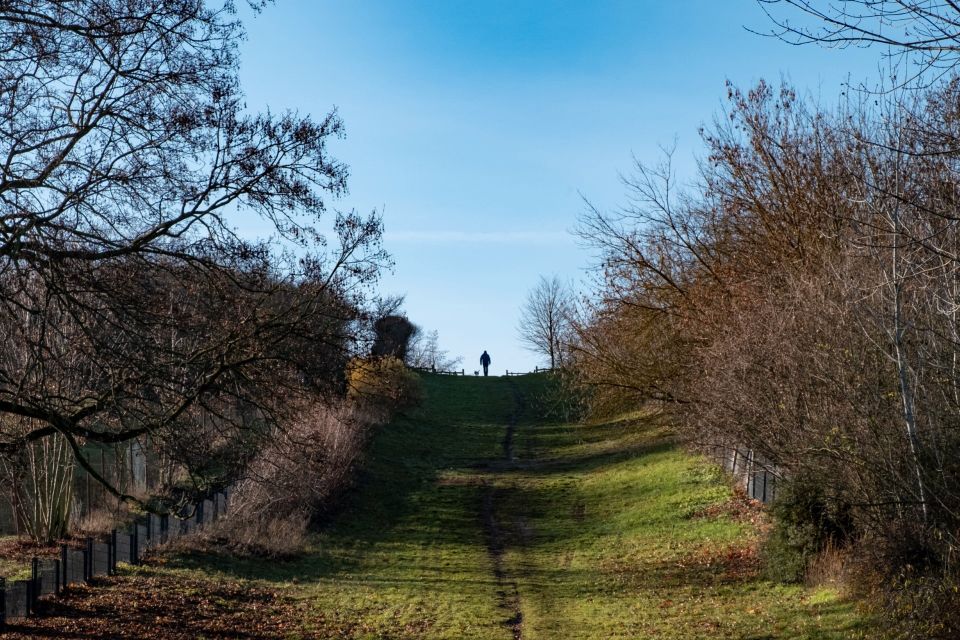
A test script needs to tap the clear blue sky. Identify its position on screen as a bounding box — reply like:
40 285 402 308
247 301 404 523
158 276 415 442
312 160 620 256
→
237 1 881 372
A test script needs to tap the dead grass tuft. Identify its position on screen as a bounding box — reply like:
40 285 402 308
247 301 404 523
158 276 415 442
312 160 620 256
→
805 540 852 589
217 400 375 558
73 508 126 540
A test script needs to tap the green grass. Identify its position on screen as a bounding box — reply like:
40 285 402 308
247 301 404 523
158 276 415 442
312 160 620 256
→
503 408 875 639
160 373 880 639
165 374 518 638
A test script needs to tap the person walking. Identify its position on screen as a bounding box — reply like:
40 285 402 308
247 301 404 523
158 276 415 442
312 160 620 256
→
480 350 491 377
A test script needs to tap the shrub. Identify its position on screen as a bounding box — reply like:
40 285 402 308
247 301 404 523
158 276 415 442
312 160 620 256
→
875 572 960 639
763 476 853 583
347 356 423 419
219 400 374 557
538 368 590 423
848 524 960 639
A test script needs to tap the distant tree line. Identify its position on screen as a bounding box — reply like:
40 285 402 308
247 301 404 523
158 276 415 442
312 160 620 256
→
367 294 461 372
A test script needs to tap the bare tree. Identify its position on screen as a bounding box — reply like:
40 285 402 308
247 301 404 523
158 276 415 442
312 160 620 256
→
518 275 574 369
407 327 462 371
571 76 960 632
0 1 387 513
371 294 407 321
758 1 960 76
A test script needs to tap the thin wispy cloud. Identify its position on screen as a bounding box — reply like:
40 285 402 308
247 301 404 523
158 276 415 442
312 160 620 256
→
385 230 571 245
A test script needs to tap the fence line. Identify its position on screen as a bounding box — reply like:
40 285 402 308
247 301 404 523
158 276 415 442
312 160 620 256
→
713 445 779 504
1 439 162 536
412 366 554 378
504 366 553 376
411 366 465 376
0 489 230 626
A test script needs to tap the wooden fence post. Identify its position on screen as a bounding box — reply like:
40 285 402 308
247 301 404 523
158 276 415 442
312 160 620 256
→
29 557 38 615
60 545 68 586
85 537 93 582
109 530 117 574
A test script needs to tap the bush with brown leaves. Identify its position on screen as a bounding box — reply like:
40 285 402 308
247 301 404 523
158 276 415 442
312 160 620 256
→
218 401 375 557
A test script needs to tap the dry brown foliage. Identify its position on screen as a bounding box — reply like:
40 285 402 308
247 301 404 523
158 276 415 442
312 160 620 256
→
0 572 312 640
347 356 424 421
214 400 376 557
572 77 960 631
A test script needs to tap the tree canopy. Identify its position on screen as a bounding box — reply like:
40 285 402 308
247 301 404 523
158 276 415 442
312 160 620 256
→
0 0 387 507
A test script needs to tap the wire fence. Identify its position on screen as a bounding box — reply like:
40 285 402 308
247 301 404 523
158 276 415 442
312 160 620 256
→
0 489 230 626
712 445 779 504
1 440 160 536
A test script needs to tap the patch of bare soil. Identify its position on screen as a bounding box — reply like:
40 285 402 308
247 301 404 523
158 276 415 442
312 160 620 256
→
478 381 525 640
480 482 523 640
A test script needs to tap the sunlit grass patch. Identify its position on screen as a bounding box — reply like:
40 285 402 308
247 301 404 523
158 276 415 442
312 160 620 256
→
505 410 880 639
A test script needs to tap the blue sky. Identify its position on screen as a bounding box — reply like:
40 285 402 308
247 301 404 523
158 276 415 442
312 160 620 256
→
237 1 881 372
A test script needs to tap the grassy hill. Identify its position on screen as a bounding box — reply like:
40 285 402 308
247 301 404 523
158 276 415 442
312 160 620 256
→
2 373 881 639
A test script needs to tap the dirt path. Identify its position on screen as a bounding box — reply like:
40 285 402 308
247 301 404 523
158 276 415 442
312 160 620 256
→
479 382 525 640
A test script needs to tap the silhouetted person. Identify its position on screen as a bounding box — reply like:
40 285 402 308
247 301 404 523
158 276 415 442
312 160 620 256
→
480 350 491 376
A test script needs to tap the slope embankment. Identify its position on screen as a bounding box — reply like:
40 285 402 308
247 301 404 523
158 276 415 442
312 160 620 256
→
1 373 881 639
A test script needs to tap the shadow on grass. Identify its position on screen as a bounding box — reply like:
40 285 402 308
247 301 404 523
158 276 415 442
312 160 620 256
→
162 375 520 582
157 376 876 639
165 382 672 583
163 476 493 582
504 437 676 476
